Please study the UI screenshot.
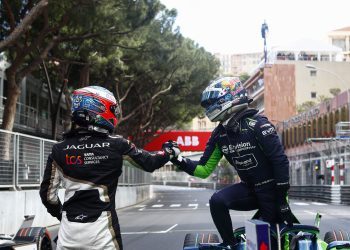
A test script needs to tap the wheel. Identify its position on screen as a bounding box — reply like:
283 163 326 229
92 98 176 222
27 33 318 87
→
37 233 53 250
14 227 52 250
183 233 220 248
324 230 350 244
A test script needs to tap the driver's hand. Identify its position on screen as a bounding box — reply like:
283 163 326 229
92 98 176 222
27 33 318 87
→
278 202 294 226
162 140 181 160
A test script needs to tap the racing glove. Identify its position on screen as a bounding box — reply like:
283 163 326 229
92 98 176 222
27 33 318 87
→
276 183 294 226
162 140 181 160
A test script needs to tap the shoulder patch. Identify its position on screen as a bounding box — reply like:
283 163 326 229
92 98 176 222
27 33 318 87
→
246 118 257 129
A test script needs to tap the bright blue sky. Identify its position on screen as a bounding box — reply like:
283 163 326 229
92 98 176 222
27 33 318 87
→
160 0 350 54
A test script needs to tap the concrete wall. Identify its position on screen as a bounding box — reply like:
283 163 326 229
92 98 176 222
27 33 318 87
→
0 185 151 235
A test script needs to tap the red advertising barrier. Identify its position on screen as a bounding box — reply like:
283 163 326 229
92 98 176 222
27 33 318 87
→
144 131 212 152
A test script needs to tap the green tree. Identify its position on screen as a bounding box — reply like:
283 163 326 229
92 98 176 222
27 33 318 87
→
297 101 316 113
329 88 341 97
0 0 159 134
239 72 250 84
88 7 219 145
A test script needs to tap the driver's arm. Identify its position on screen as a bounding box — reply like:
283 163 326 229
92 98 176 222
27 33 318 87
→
172 128 223 179
39 149 63 221
120 137 170 172
254 117 290 191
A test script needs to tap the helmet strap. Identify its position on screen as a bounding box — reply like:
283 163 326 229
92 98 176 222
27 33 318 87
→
72 110 95 127
219 103 248 124
87 125 110 134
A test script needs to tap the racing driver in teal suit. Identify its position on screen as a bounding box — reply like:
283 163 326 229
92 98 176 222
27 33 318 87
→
166 77 295 249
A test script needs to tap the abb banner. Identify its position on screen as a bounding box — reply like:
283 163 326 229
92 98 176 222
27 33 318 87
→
144 131 212 152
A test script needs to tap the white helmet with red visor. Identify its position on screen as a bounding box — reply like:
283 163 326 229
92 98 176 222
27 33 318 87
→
71 86 121 132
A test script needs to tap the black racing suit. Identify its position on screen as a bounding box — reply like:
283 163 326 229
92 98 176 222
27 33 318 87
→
172 109 290 245
40 128 170 250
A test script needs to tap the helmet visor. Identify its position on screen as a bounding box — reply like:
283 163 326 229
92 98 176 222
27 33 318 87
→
110 103 121 119
201 90 220 108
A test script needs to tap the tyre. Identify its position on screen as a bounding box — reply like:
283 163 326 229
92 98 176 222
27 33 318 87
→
37 232 53 250
183 233 220 248
14 227 52 250
324 230 350 244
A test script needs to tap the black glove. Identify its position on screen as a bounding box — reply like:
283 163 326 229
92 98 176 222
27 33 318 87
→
162 140 180 160
278 202 294 226
276 183 293 226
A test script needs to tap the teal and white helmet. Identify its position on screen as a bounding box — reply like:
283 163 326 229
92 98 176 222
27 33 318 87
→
200 77 250 122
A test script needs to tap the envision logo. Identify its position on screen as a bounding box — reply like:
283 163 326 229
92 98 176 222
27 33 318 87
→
222 142 254 153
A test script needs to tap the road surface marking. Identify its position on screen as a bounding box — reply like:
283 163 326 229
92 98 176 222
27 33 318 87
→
170 204 181 207
163 224 178 233
121 224 178 235
311 202 328 206
138 207 146 211
293 202 309 206
135 205 146 208
188 203 198 209
152 204 164 208
303 210 317 215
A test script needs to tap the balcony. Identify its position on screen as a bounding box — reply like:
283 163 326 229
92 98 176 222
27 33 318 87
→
0 96 63 137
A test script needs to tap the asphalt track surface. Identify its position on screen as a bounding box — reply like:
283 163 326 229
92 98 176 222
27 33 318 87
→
119 185 350 250
47 185 350 250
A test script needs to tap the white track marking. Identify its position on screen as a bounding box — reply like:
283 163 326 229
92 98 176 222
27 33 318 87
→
293 202 309 206
152 204 164 208
311 202 328 206
303 210 317 215
188 203 198 209
170 204 181 207
121 224 178 235
163 224 178 233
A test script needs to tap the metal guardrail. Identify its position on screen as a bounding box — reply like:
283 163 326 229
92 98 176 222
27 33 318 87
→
341 186 350 205
153 181 350 205
288 185 344 204
0 129 151 189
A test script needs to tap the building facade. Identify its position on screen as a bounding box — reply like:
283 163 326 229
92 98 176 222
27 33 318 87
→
277 90 350 186
0 56 67 138
244 58 350 125
214 52 262 76
328 26 350 62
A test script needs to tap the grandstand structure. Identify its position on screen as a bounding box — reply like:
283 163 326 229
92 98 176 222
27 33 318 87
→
276 90 350 186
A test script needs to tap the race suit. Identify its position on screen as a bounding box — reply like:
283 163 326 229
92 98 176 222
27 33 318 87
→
40 128 170 250
172 109 290 245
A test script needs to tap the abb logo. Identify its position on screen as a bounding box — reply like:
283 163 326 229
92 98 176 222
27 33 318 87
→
176 136 199 147
66 154 83 165
144 131 211 152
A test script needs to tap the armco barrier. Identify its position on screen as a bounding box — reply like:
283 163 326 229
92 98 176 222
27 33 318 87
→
286 185 344 204
153 181 350 205
341 186 350 205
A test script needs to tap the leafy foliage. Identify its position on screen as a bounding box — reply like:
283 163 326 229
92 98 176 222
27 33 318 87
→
0 0 220 143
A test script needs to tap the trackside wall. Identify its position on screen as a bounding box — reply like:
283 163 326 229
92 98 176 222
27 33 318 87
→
0 185 151 235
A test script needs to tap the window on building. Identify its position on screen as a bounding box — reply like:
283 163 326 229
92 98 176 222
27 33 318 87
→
310 70 317 76
332 38 346 51
311 92 317 98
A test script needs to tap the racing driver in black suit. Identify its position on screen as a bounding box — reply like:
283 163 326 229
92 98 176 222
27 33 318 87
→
40 86 178 250
166 77 296 249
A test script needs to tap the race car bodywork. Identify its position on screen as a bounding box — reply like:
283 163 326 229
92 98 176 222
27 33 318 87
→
183 214 350 250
